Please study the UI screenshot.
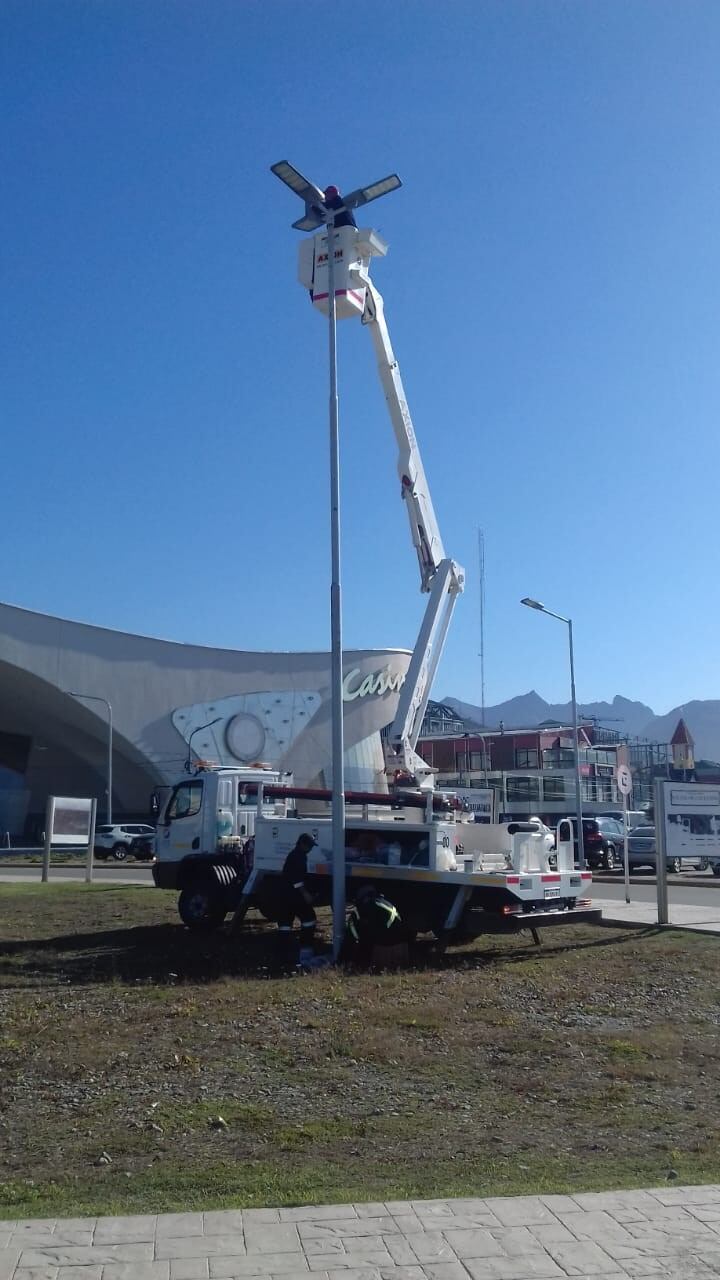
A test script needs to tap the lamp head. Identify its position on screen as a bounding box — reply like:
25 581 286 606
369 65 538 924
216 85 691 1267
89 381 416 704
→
521 597 545 611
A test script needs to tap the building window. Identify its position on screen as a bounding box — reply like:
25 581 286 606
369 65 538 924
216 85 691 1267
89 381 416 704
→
543 748 575 769
543 776 568 801
470 751 489 771
506 775 540 803
515 749 539 769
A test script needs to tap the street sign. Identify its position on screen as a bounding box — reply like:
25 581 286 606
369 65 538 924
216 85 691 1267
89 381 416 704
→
616 764 632 797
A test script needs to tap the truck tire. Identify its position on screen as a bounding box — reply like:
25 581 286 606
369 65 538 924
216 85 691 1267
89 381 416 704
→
713 863 720 878
111 843 129 862
178 885 227 931
667 857 682 874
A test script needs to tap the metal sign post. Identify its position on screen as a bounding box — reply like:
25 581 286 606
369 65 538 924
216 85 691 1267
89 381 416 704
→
654 777 669 925
85 798 98 885
41 795 56 884
616 764 633 905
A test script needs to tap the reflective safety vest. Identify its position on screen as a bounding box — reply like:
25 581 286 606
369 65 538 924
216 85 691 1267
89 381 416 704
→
347 897 400 943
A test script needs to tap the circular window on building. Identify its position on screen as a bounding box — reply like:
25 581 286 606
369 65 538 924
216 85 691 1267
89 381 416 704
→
225 713 267 763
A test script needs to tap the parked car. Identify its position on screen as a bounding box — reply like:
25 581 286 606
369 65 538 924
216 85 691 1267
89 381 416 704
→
564 816 625 871
627 824 707 874
94 823 156 862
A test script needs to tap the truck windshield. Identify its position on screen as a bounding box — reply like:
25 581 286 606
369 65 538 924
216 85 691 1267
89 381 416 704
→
166 780 203 821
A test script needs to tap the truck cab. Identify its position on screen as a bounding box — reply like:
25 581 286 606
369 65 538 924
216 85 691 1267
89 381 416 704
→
152 764 289 928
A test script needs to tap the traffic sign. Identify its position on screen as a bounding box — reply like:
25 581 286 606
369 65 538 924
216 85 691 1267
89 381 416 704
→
616 764 632 797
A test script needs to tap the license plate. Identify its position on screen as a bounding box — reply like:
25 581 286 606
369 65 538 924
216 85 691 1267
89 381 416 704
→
544 887 561 899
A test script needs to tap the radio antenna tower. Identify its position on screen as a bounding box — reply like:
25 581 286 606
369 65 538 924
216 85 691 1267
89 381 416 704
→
478 527 486 726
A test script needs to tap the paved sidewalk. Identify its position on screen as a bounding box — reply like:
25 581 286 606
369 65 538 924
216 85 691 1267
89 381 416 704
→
3 1185 720 1279
595 895 720 934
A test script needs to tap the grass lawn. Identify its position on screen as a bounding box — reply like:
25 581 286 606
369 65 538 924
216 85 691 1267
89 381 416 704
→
1 882 719 1220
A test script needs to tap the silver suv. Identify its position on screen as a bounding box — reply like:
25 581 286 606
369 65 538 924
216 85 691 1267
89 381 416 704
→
94 823 156 862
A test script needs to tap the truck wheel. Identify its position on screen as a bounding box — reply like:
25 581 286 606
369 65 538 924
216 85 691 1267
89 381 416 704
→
111 843 129 862
603 845 616 872
713 863 720 878
178 885 227 931
667 857 682 874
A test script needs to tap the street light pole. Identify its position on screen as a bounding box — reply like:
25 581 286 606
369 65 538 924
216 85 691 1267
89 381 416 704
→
520 599 585 869
68 693 113 825
326 213 347 962
185 718 222 773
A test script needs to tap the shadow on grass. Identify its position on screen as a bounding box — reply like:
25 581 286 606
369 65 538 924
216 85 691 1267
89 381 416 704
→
0 912 654 987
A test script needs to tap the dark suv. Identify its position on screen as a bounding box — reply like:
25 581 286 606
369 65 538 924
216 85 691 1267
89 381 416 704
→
567 817 624 871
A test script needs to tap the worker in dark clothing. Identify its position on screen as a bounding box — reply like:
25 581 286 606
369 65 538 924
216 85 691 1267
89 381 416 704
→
276 833 317 954
343 883 404 965
323 185 358 229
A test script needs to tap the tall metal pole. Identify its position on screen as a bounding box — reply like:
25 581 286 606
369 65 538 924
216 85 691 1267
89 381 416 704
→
568 619 585 870
106 704 113 826
478 528 486 726
327 214 346 960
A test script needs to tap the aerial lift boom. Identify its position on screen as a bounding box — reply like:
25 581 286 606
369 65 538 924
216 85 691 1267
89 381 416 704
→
272 162 465 789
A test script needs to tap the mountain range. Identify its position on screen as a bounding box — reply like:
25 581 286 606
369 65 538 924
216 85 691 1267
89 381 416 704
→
442 692 720 763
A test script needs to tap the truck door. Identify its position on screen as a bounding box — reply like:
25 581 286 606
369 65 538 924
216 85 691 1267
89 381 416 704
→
157 779 205 861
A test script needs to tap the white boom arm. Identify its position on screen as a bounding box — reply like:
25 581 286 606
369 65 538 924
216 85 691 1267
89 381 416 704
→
360 276 465 787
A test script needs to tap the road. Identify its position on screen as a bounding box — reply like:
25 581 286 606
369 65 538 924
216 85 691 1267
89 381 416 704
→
0 864 152 884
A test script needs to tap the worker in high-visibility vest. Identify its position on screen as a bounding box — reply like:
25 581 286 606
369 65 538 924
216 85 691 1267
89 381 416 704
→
344 884 403 964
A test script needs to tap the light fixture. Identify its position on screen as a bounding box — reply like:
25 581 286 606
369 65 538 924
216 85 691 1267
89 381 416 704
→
521 597 545 611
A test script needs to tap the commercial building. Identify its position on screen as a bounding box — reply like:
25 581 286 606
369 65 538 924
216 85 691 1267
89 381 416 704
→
0 601 411 840
417 719 630 822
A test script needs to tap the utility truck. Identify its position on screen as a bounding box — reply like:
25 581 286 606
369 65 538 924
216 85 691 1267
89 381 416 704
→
152 166 601 945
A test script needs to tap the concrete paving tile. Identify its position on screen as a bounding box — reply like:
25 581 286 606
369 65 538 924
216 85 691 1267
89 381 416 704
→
15 1221 58 1233
528 1223 577 1246
242 1213 281 1226
628 1209 718 1237
572 1193 661 1215
156 1215 206 1238
279 1209 358 1224
539 1195 581 1215
383 1204 415 1217
463 1257 565 1279
209 1257 308 1277
403 1234 460 1263
170 1261 210 1280
14 1268 59 1280
386 1217 425 1237
298 1222 396 1241
652 1259 720 1279
421 1267 474 1280
308 1255 391 1272
58 1268 103 1280
245 1227 301 1255
203 1213 246 1236
156 1236 247 1261
414 1214 499 1233
334 1239 388 1258
11 1231 94 1249
441 1229 507 1260
0 1247 21 1280
302 1241 345 1257
648 1187 720 1207
488 1227 548 1256
20 1244 155 1267
352 1206 388 1220
546 1239 623 1274
94 1214 157 1244
325 1272 382 1280
483 1200 556 1228
102 1265 171 1280
382 1235 417 1266
565 1211 638 1247
377 1270 426 1279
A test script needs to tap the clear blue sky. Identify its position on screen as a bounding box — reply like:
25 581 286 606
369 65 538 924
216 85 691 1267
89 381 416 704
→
3 0 719 717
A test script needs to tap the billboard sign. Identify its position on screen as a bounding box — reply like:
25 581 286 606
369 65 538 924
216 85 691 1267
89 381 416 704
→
659 781 720 861
439 786 495 823
49 796 94 846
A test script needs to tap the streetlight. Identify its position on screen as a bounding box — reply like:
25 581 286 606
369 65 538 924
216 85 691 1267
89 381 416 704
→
68 692 113 825
185 718 222 773
520 598 585 869
271 160 401 960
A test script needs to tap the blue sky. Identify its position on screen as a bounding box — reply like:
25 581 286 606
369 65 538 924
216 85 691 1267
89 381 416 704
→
3 0 720 717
